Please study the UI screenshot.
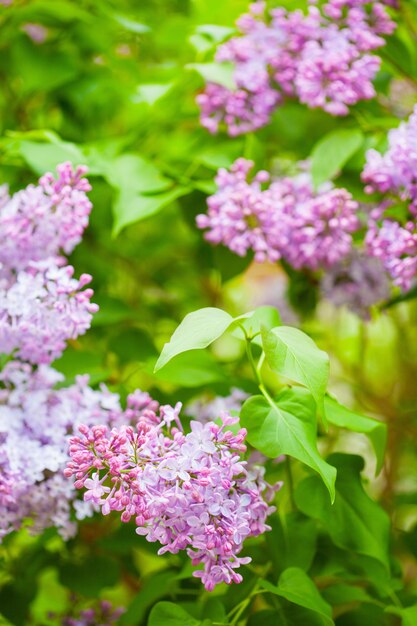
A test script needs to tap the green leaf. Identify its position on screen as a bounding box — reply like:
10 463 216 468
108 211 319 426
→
105 154 170 194
260 567 334 625
195 24 235 42
267 512 317 574
186 62 235 89
20 139 86 175
240 388 336 501
120 571 176 626
261 326 329 415
323 583 377 607
59 555 120 597
112 13 150 33
152 350 226 387
148 602 200 626
12 37 78 94
239 306 281 339
324 396 387 473
386 605 417 626
113 186 190 235
295 454 391 570
311 129 363 188
154 307 233 371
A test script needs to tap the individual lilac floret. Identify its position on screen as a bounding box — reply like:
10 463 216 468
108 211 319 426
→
197 158 359 271
362 105 417 217
198 1 396 135
0 361 155 541
321 250 391 317
0 162 92 275
365 214 417 291
66 405 279 591
0 260 98 364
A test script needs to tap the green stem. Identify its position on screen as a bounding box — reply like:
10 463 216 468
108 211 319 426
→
285 456 296 510
245 338 262 385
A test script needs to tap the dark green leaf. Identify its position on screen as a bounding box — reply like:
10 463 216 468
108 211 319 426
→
295 454 391 570
260 567 334 625
324 396 387 473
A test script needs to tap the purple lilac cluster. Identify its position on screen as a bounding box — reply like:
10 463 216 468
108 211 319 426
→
197 1 396 135
0 163 97 363
321 250 391 318
362 106 417 290
66 401 279 591
197 158 359 271
0 361 143 540
60 601 125 626
0 162 92 274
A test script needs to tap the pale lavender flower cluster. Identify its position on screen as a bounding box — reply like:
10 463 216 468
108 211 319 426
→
60 601 125 626
0 162 92 274
198 0 396 135
321 250 391 317
66 401 279 591
365 212 417 291
186 388 249 423
0 361 153 541
0 262 98 364
197 158 359 271
362 106 417 290
0 163 97 364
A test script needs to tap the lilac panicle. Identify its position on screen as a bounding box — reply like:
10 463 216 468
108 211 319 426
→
197 158 359 271
0 260 98 364
198 1 396 135
66 401 280 591
0 361 157 541
0 162 92 276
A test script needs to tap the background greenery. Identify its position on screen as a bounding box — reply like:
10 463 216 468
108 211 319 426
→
1 0 417 625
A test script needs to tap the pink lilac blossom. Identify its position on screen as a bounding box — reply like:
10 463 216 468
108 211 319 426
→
361 106 417 290
66 403 280 591
362 105 417 217
21 23 48 43
198 1 396 135
0 361 155 541
365 213 417 291
0 260 98 364
197 158 359 271
0 162 92 276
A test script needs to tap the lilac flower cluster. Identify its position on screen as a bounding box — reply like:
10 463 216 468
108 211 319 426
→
365 212 417 291
197 1 396 135
0 361 141 540
362 106 417 290
197 158 359 271
0 262 98 364
66 401 279 591
0 163 97 364
60 601 125 626
321 250 391 318
0 162 92 274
